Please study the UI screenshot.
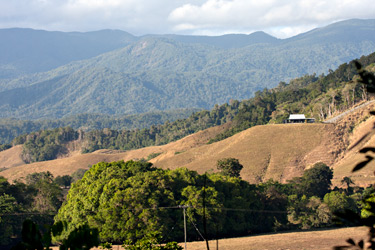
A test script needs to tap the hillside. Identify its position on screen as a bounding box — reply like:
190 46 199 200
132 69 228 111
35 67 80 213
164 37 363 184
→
1 52 374 172
152 123 337 183
2 100 375 185
0 19 374 119
184 227 369 250
78 227 368 250
0 123 230 181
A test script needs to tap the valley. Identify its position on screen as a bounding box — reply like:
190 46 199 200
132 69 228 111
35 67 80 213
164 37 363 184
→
1 99 375 187
1 18 375 249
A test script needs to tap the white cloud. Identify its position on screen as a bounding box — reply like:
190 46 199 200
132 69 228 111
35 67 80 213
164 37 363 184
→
0 0 374 37
168 0 375 37
0 0 180 34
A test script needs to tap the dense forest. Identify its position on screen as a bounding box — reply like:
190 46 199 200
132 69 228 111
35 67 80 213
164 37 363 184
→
0 108 199 145
0 160 369 248
0 168 86 247
2 52 374 163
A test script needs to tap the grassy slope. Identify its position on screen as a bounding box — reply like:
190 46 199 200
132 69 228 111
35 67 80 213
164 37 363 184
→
0 145 24 170
182 227 368 250
151 123 337 183
2 101 375 185
0 123 230 181
0 122 340 184
332 115 375 186
60 227 368 250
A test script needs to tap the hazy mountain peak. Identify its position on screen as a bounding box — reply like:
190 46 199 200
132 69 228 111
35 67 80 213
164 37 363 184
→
0 19 374 119
286 18 375 43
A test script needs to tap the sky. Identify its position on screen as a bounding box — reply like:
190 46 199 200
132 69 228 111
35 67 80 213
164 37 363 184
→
0 0 374 38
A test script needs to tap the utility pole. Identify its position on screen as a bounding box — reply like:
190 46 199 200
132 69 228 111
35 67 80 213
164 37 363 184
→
179 205 189 250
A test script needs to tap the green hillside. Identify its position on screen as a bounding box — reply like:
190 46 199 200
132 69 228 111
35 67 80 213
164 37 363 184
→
0 19 374 119
4 52 375 163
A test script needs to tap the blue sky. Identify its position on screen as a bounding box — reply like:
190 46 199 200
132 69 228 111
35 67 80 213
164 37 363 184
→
0 0 374 38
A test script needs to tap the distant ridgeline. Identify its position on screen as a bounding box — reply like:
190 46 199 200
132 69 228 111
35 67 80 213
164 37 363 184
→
2 52 375 163
0 19 374 120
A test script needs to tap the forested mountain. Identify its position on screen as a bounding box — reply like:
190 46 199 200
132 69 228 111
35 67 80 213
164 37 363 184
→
4 52 374 163
154 31 279 49
0 19 374 119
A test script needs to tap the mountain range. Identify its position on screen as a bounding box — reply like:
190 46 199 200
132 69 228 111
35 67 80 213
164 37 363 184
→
0 19 374 119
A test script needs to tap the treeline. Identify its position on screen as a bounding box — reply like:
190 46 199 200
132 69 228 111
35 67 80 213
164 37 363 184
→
55 160 365 244
13 127 80 163
8 103 240 162
0 108 199 144
81 102 239 153
0 169 87 248
2 52 375 162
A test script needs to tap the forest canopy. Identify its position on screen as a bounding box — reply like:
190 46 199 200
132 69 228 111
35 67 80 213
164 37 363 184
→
0 52 374 164
54 160 359 244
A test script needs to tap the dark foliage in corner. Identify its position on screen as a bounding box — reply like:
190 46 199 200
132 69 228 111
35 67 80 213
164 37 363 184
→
11 220 100 250
334 62 375 250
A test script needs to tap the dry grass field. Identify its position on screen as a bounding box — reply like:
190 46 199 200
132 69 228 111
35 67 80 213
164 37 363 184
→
0 123 338 184
2 101 375 186
152 123 338 183
332 115 375 186
185 227 369 250
0 123 230 182
60 227 367 250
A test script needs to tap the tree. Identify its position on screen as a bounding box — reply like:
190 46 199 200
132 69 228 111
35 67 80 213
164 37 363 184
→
0 194 21 246
123 232 182 250
25 172 54 185
290 162 333 198
55 175 73 188
216 158 243 178
0 176 10 194
25 172 63 213
323 191 355 214
11 220 99 250
71 169 87 183
341 176 354 189
55 160 266 242
54 160 174 242
32 179 63 213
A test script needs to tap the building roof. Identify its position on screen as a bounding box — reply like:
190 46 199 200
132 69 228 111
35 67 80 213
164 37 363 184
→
289 114 306 120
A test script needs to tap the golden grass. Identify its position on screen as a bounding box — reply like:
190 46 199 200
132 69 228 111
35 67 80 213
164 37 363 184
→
183 227 369 250
51 227 367 250
0 124 230 182
0 145 24 169
152 123 338 184
332 115 375 186
2 101 375 186
1 123 336 184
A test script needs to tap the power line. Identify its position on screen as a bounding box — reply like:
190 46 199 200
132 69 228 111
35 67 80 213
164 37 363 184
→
0 205 291 216
0 212 56 216
204 206 288 214
186 210 205 241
